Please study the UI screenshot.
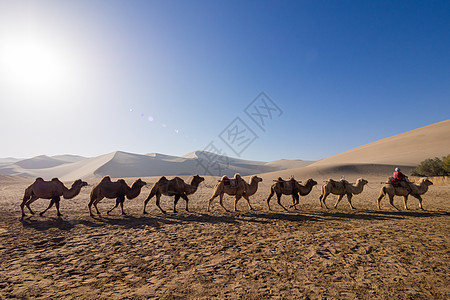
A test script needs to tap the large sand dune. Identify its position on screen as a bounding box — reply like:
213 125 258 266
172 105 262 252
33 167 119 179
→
0 120 448 183
0 151 311 181
260 120 450 182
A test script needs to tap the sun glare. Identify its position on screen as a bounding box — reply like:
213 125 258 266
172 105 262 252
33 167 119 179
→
0 35 75 96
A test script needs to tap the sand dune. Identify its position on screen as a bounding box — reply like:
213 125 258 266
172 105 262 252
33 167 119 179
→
260 120 450 183
0 120 448 182
0 151 303 181
313 119 450 167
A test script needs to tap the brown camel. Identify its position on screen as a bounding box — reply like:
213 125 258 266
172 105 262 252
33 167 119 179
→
239 175 263 211
88 176 147 216
267 178 317 211
20 177 88 217
377 177 433 210
319 178 368 209
143 174 204 214
207 173 247 212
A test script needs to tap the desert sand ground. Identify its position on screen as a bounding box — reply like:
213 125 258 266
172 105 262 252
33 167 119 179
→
0 176 449 299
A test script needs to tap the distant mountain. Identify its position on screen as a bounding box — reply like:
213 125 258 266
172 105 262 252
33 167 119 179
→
52 154 86 163
0 157 22 166
15 155 68 169
0 150 308 181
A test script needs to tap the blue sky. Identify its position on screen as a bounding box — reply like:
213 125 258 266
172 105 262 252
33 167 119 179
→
0 0 449 161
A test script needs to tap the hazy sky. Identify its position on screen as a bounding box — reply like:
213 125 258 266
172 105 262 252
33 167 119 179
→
0 0 449 161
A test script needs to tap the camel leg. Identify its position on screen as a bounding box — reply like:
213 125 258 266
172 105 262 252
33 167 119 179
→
107 197 120 215
267 189 274 211
155 193 167 214
411 194 425 210
276 193 288 211
54 197 62 217
181 194 189 212
321 193 330 209
243 194 254 211
377 193 385 210
403 195 409 210
234 194 242 212
207 195 217 212
20 196 33 217
173 194 180 213
88 196 99 216
333 194 344 209
39 198 55 216
388 195 400 211
346 193 355 209
143 191 155 214
290 193 299 210
120 197 126 215
219 194 229 212
93 197 103 215
25 196 39 215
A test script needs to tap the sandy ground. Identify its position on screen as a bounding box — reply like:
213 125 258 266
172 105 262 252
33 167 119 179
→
0 177 449 299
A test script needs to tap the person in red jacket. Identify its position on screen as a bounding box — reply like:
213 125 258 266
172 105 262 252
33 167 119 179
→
393 167 407 181
393 167 411 191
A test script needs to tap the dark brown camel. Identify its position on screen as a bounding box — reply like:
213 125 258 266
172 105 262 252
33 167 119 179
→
20 177 88 217
143 174 205 214
88 176 147 216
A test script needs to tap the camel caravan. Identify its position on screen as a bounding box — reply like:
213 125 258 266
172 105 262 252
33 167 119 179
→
19 171 433 218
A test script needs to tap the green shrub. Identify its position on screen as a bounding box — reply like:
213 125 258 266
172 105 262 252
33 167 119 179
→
443 154 450 173
412 156 450 176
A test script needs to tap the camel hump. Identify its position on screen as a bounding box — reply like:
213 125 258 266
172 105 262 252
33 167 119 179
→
35 177 44 182
51 177 60 182
101 176 111 182
234 173 241 180
221 175 229 181
158 176 168 182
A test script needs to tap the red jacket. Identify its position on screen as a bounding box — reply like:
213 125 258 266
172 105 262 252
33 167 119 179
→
393 170 407 180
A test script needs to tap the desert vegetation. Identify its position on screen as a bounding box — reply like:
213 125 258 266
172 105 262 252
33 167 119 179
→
412 154 450 176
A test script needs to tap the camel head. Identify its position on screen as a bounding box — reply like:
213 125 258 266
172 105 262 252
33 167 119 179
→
357 178 369 185
305 178 318 187
250 175 263 183
132 178 147 188
191 174 205 185
420 178 433 186
72 179 88 188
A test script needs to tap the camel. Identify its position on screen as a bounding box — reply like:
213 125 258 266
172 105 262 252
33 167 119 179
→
377 177 433 210
239 175 263 211
143 174 204 214
88 176 147 216
20 177 88 217
267 178 317 211
207 173 248 212
319 178 368 209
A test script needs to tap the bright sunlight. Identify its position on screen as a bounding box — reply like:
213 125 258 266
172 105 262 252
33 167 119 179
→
0 34 76 97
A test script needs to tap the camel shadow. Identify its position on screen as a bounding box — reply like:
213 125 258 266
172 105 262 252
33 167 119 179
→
236 211 321 223
162 210 321 225
313 211 404 221
80 214 179 229
362 209 449 218
20 216 74 231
